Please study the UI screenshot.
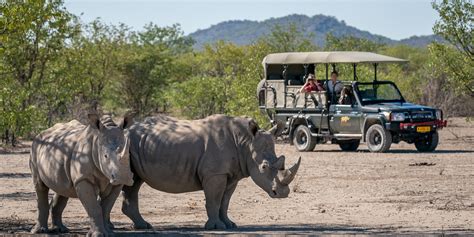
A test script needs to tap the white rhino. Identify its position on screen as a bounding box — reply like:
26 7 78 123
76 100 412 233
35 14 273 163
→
30 114 134 236
121 114 301 230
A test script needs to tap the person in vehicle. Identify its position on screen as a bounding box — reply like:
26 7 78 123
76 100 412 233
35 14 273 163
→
325 71 343 103
299 74 323 93
338 86 354 105
298 74 323 107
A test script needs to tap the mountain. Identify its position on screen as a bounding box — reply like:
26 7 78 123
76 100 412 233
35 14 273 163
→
189 14 440 48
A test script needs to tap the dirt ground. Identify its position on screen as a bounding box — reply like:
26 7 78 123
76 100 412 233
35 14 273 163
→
0 117 473 236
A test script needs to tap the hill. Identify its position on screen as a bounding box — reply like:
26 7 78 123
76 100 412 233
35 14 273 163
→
189 14 440 48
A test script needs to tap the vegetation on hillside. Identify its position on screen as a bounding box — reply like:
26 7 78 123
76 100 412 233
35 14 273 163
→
0 0 472 145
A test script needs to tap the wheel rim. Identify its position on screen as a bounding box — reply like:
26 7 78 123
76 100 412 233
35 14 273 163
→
369 130 383 149
295 130 308 146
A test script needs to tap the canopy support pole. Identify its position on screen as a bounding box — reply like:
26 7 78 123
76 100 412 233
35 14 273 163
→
303 64 309 78
374 63 378 81
325 64 328 80
331 64 336 73
353 63 357 81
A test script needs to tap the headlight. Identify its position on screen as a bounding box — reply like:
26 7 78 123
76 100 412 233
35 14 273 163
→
390 112 406 121
435 110 443 120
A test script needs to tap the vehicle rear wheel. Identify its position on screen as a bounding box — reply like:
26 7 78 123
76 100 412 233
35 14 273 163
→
293 125 317 152
338 139 360 151
366 124 392 152
414 131 439 152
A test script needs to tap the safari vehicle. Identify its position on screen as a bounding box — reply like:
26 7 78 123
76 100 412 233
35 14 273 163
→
257 51 447 152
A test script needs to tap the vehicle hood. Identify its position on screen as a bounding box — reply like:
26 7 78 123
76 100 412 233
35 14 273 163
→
363 102 435 112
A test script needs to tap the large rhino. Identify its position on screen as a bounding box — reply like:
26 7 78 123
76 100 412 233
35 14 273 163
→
30 114 134 236
121 114 301 230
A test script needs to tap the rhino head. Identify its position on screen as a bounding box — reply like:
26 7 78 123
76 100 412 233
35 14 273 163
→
247 120 301 198
88 113 134 186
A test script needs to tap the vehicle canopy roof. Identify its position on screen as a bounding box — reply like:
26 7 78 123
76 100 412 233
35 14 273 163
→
262 51 407 65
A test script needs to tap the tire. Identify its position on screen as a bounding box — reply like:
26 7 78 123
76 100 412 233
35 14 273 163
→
293 125 317 152
415 131 439 152
365 124 392 152
338 139 360 151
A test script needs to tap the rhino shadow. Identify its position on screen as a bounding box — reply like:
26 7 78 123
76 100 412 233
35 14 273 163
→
107 223 395 236
0 173 31 178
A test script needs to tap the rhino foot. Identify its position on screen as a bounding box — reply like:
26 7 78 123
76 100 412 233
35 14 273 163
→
86 230 108 237
132 221 153 230
106 221 115 232
30 224 48 234
50 224 70 233
223 219 237 229
205 219 227 230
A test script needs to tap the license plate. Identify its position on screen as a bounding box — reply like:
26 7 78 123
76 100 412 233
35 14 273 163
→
417 126 431 133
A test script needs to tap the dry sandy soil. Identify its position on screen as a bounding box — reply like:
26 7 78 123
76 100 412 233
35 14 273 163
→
0 117 473 236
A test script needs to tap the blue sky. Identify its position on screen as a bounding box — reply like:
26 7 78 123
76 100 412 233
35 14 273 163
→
64 0 439 40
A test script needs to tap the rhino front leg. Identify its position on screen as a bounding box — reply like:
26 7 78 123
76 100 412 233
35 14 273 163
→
121 177 152 229
101 185 122 233
203 175 227 230
219 181 238 229
50 194 70 233
31 179 50 234
75 181 107 237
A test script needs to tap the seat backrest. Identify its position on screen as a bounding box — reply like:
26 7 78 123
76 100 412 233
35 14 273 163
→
286 74 304 85
268 73 282 80
266 80 285 108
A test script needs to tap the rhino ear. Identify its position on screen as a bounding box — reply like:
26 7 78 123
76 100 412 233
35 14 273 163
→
120 111 136 129
88 113 104 131
248 119 259 137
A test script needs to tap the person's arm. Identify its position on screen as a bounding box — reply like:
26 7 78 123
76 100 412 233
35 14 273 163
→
299 82 308 93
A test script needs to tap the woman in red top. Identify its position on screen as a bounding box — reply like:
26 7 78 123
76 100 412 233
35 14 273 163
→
299 74 323 93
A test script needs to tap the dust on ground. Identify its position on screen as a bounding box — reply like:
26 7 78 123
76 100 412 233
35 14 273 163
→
0 117 473 236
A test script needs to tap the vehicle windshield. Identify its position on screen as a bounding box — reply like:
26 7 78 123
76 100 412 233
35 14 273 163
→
356 82 404 105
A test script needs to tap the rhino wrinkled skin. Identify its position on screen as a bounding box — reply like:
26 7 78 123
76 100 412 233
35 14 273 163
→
30 114 134 237
122 114 301 230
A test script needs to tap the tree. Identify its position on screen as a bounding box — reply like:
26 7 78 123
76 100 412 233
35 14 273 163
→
117 24 193 116
431 0 473 95
0 0 77 143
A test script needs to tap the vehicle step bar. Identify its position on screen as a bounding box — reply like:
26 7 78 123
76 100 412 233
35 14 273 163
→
311 133 362 139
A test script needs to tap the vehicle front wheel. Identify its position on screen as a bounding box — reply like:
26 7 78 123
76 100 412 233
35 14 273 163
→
338 139 360 151
415 131 439 152
293 125 317 152
366 124 392 152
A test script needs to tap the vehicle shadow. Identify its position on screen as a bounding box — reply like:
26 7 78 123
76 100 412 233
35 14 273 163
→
313 149 474 154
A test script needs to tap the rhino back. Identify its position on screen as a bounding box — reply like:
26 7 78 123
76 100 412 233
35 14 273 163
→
31 120 94 197
129 115 242 193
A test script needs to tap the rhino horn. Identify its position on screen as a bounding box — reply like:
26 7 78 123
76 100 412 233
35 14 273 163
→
120 137 130 160
280 157 301 185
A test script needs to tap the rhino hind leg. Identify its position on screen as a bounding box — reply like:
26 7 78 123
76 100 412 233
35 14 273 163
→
100 185 122 232
50 193 69 233
219 181 238 229
203 175 227 230
31 176 50 234
121 177 152 229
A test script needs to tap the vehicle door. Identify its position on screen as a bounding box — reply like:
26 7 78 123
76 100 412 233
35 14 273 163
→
329 103 362 134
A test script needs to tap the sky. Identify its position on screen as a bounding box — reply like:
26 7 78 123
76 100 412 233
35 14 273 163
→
64 0 439 40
